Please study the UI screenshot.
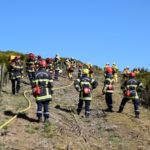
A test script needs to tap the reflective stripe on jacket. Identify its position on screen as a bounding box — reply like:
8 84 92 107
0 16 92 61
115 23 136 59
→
32 68 53 102
103 78 114 94
74 76 98 101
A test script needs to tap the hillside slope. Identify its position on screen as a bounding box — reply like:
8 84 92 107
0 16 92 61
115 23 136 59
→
0 74 150 150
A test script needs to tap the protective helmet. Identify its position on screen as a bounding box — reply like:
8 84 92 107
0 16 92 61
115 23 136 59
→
113 62 116 65
106 62 110 65
15 55 21 60
28 53 35 59
82 69 89 75
39 60 47 68
129 72 136 78
106 67 113 74
126 66 129 69
46 58 53 63
38 55 42 60
78 64 83 68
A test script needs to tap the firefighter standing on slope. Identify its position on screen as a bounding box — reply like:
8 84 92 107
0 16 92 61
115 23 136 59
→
46 57 54 77
102 73 115 112
123 66 130 81
26 53 36 82
74 69 98 118
32 60 53 122
104 63 110 78
118 72 143 118
78 63 83 78
112 62 119 83
86 63 94 78
9 56 23 95
65 58 74 80
54 54 61 80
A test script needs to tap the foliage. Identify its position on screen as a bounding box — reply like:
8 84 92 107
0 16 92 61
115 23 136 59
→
0 50 26 65
136 72 150 107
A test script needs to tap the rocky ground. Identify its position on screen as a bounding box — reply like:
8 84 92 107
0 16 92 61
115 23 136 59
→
0 73 150 150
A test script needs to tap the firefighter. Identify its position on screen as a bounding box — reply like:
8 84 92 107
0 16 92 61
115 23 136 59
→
104 63 110 74
35 55 42 71
102 74 115 112
65 58 74 80
123 66 130 81
86 64 94 78
78 63 83 78
46 58 54 76
26 53 36 82
9 56 23 95
104 66 114 79
54 54 61 80
133 68 140 75
70 57 76 68
74 69 98 118
112 62 119 83
118 72 143 118
32 60 53 122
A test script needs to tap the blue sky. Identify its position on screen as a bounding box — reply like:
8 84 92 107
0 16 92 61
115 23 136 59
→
0 0 150 70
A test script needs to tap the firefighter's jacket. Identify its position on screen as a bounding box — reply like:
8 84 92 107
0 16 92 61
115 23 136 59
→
65 60 74 73
32 68 53 102
47 63 54 73
102 78 114 94
123 69 130 78
26 58 36 73
121 78 143 99
54 58 61 71
9 61 23 79
112 65 118 74
74 75 98 101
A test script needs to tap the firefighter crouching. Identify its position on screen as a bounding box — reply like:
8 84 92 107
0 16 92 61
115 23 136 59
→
74 69 98 118
9 56 23 95
32 60 53 122
118 72 143 118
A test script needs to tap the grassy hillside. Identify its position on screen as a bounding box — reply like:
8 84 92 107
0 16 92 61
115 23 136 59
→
137 72 150 107
0 50 26 64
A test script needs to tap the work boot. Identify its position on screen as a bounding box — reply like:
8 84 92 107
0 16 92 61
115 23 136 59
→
135 114 140 119
44 118 50 123
85 112 90 118
117 106 123 113
76 108 81 115
103 108 114 112
37 117 42 123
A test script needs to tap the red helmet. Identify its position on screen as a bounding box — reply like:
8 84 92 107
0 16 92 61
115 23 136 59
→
28 53 35 59
39 60 47 68
106 67 113 74
78 64 83 68
46 58 53 63
15 55 21 60
129 72 136 78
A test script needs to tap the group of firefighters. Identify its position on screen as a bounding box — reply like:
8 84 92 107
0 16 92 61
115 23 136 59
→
7 53 144 122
